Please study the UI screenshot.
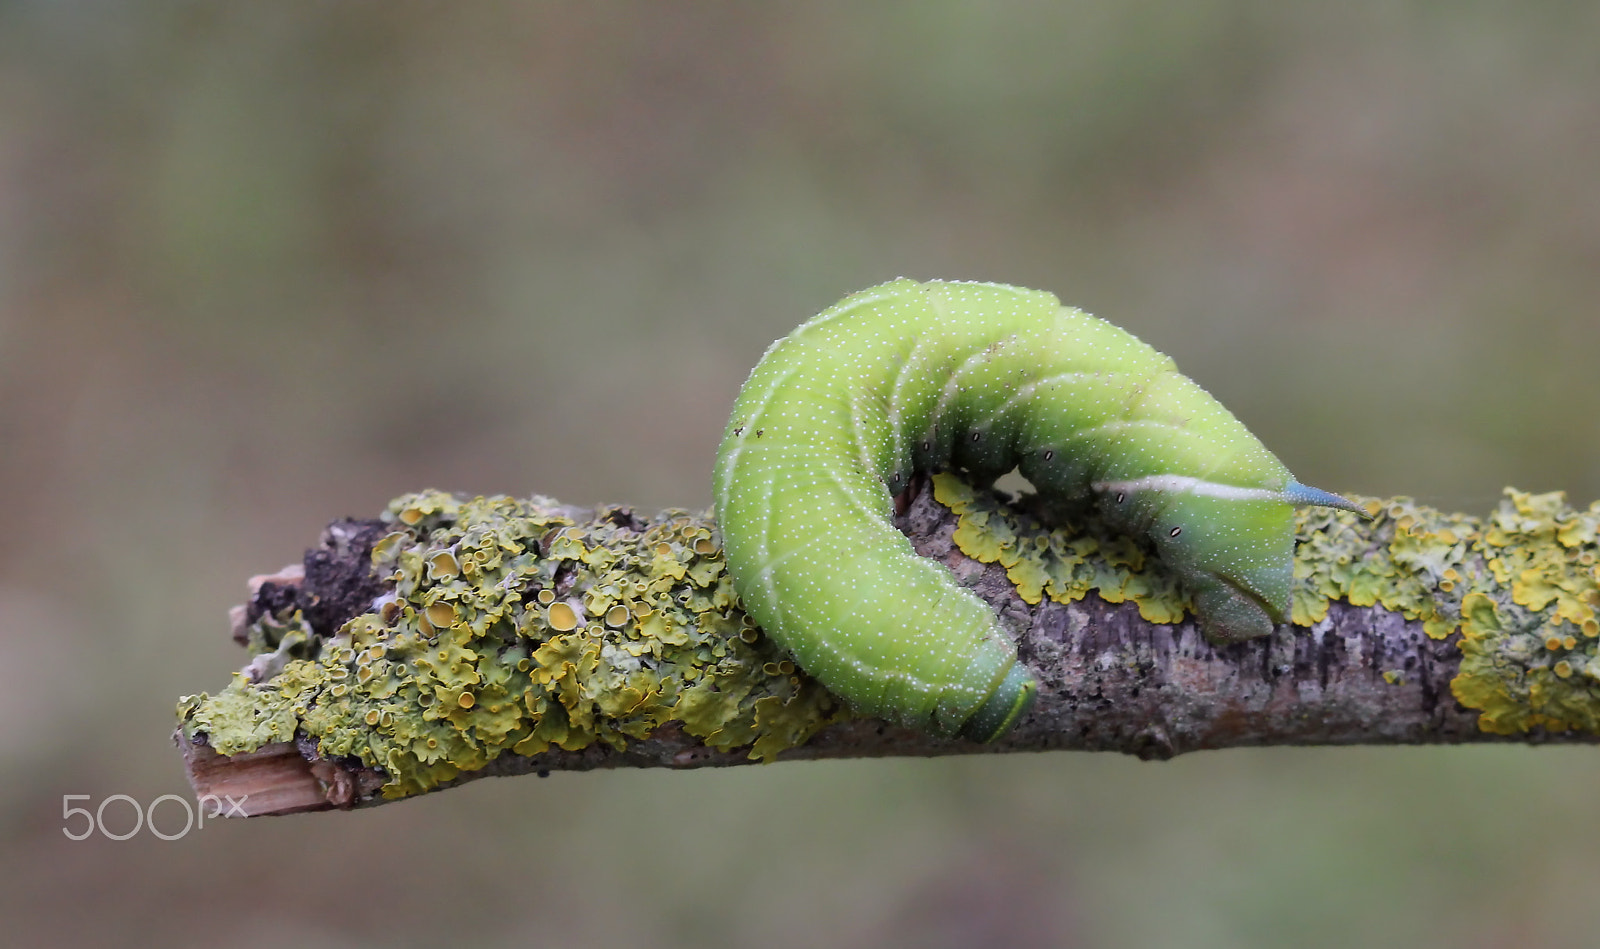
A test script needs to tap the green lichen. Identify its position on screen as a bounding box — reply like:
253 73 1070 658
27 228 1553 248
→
238 606 315 659
939 476 1600 738
1296 490 1600 734
178 490 844 798
183 482 1600 784
1292 495 1481 638
1451 492 1600 734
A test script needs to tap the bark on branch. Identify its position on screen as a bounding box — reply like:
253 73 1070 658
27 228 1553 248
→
176 481 1600 816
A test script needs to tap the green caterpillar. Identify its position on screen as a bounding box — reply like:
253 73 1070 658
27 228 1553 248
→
713 278 1361 742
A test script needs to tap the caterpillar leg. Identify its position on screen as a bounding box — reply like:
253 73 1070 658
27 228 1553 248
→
957 663 1038 742
1189 574 1279 645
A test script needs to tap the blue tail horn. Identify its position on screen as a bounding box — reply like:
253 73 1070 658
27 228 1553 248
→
1284 480 1370 517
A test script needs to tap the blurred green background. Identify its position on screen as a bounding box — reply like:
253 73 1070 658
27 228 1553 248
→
3 3 1599 947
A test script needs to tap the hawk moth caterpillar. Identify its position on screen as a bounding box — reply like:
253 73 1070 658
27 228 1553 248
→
713 278 1362 742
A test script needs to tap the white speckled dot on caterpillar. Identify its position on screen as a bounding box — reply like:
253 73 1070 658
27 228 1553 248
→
713 278 1362 741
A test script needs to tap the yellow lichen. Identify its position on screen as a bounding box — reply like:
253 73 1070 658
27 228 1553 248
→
933 476 1600 740
182 480 1600 793
178 490 845 799
546 602 579 632
932 473 1189 623
1303 491 1600 735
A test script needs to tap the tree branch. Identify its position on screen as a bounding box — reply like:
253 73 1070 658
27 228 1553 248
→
175 480 1600 816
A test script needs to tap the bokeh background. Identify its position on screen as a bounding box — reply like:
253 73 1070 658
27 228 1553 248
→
4 3 1599 947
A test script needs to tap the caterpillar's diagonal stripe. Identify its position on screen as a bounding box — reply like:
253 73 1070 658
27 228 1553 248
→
713 278 1362 742
1091 475 1289 503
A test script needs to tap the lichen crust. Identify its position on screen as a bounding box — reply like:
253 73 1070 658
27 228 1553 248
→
932 473 1192 625
178 490 844 798
183 483 1600 785
937 476 1600 737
